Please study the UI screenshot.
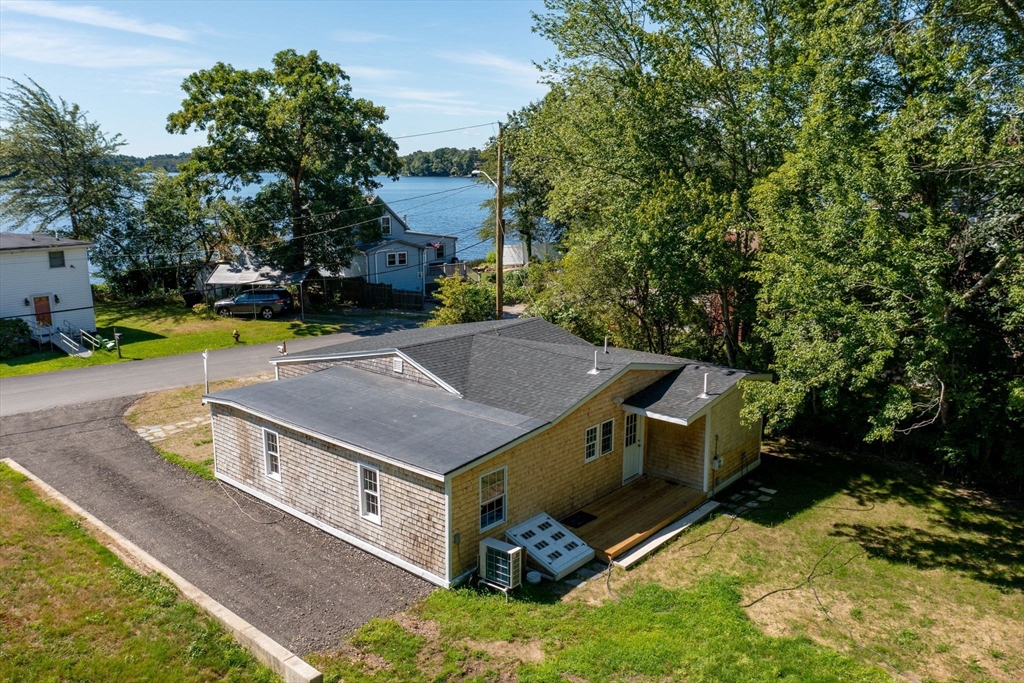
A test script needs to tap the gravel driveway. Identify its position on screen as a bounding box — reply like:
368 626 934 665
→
0 396 433 654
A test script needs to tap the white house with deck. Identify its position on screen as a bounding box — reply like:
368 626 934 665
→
336 196 459 295
0 234 97 351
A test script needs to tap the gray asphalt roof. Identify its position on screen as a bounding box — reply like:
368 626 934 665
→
624 363 756 424
206 364 545 476
0 233 92 251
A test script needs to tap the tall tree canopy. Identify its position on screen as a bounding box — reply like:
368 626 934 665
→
167 49 402 272
748 0 1024 477
0 78 139 239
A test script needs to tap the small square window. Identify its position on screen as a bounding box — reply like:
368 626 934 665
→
585 425 598 461
359 464 381 523
49 251 65 268
263 429 280 480
600 419 614 455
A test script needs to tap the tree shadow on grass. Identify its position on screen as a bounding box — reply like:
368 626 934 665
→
829 521 1023 590
729 438 1024 591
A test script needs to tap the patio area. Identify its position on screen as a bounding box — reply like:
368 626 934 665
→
561 476 706 561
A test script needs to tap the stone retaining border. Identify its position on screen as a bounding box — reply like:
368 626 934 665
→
2 457 322 683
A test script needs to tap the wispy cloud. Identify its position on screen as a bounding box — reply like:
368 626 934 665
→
438 50 546 92
332 29 393 44
342 66 411 82
0 22 194 69
2 1 192 41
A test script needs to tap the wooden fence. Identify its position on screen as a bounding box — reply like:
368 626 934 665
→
336 279 424 311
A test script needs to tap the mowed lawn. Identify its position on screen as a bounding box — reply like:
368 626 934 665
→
0 463 278 683
303 442 1022 683
0 301 414 378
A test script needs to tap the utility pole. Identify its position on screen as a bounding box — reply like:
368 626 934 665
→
495 123 504 320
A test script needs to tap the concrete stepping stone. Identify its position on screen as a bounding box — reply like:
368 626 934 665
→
757 495 773 502
744 501 759 508
749 480 762 486
192 417 205 422
759 487 777 495
564 578 583 587
576 568 598 579
729 494 743 502
184 423 198 429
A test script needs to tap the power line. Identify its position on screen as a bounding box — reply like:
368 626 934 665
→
392 122 498 140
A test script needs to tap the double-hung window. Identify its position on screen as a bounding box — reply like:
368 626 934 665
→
584 425 599 462
359 464 381 523
263 429 280 480
435 243 445 260
600 419 614 455
49 251 65 268
386 251 407 267
479 467 506 530
585 419 615 462
381 215 391 235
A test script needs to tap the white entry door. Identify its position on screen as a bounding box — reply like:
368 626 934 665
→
622 412 644 483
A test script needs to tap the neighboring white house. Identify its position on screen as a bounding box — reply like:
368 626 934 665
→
336 196 458 295
0 233 96 339
503 242 559 268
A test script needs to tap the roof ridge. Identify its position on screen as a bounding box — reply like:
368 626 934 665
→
396 318 533 351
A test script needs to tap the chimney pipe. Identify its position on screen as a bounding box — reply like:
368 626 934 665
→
588 350 600 375
604 336 609 354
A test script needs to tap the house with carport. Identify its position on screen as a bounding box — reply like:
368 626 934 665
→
203 318 768 587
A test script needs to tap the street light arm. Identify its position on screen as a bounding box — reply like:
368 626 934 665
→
475 170 499 188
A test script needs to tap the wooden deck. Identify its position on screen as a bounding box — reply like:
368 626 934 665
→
565 476 706 561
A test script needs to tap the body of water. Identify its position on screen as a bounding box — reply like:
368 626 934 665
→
371 176 495 262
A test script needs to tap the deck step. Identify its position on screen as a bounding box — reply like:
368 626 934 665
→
612 500 721 569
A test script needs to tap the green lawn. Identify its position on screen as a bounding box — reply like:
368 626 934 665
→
307 442 1022 683
0 463 278 683
0 301 424 378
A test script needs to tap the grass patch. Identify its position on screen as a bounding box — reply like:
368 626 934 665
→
0 462 278 682
310 441 1022 682
124 376 270 477
0 300 424 378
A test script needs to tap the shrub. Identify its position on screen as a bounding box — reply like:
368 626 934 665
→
0 318 34 359
425 276 495 327
192 302 213 319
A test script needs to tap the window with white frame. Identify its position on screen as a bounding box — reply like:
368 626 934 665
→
600 419 614 455
479 467 506 530
381 215 391 235
359 464 381 523
435 243 445 260
263 429 280 479
584 425 599 461
386 251 407 267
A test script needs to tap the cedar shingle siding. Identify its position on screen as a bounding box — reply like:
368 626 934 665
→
211 404 447 579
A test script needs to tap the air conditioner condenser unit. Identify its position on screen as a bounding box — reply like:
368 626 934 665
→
479 538 523 590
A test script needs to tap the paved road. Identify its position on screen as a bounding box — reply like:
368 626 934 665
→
0 397 433 654
0 319 417 417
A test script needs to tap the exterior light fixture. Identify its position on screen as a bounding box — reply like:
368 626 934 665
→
54 294 60 304
24 298 30 306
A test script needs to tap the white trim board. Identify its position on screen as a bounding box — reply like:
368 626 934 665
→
216 472 451 588
270 349 462 396
612 500 721 570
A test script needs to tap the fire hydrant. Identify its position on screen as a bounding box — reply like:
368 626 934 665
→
232 329 240 344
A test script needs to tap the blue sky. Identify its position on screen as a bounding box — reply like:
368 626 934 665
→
0 1 555 156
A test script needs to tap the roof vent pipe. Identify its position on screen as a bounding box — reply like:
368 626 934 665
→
588 350 600 375
699 373 709 399
604 336 609 354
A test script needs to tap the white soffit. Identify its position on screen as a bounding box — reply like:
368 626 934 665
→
506 513 595 581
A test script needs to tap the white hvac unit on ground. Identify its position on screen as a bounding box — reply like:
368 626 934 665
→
478 538 523 593
506 513 596 581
